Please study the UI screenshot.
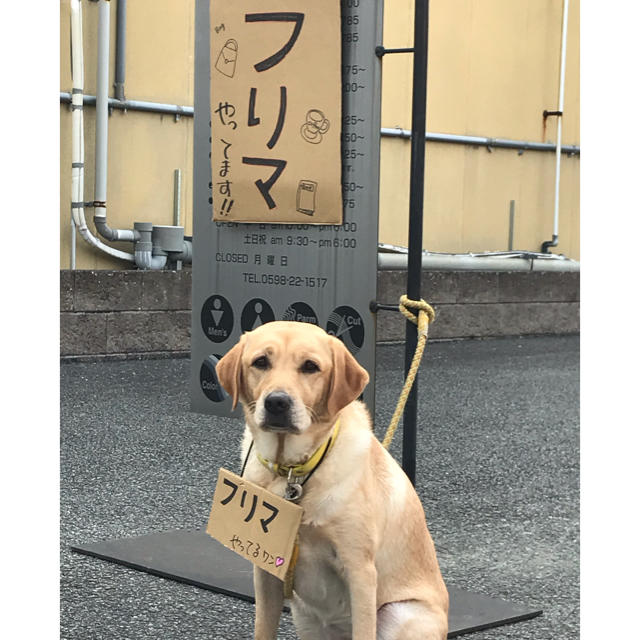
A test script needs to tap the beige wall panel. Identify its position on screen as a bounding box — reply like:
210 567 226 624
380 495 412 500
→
60 108 193 270
61 0 579 268
379 140 580 259
458 145 527 252
422 143 466 251
464 0 552 140
556 155 580 259
125 0 195 105
561 0 580 144
60 0 194 104
381 0 414 128
378 138 411 248
381 0 579 144
426 0 472 134
508 151 552 253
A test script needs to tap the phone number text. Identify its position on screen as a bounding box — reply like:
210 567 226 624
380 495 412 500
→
242 273 328 288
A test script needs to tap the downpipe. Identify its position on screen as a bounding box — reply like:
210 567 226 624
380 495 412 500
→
114 0 126 101
70 0 134 263
94 0 138 246
541 0 570 253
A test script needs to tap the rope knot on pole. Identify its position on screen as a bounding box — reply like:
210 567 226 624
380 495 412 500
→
381 296 435 451
398 295 435 338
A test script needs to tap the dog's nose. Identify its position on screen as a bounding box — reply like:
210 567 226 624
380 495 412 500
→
264 391 292 416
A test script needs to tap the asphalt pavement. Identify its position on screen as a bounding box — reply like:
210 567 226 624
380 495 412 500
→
60 335 579 639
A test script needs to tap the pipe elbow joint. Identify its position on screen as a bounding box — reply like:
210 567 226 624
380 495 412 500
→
172 240 192 262
540 235 559 254
134 242 168 270
95 215 139 243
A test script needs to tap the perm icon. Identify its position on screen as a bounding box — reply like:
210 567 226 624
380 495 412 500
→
296 181 317 216
215 39 238 78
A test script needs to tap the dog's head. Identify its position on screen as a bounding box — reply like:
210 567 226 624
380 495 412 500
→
216 321 369 434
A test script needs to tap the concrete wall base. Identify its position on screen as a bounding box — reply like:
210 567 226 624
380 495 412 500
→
60 268 579 360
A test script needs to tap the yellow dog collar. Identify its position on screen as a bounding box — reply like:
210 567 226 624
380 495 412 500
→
256 419 341 478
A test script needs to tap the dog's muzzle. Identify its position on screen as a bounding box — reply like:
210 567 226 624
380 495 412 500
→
261 391 297 432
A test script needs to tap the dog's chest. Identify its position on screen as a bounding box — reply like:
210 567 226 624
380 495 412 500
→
293 526 351 624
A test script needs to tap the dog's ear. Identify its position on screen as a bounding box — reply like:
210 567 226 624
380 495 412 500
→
216 336 245 410
327 336 370 416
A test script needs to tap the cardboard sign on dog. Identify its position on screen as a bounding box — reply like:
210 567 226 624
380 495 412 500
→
207 468 303 580
209 0 343 223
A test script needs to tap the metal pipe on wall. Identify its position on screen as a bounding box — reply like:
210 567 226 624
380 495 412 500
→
94 0 137 244
378 252 579 272
542 0 570 252
69 0 134 263
380 127 580 156
114 0 127 101
60 94 579 155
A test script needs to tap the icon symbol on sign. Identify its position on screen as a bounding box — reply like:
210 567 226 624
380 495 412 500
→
210 298 225 326
326 306 365 355
201 295 234 343
241 299 275 333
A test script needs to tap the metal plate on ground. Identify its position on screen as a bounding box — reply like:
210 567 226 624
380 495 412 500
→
71 529 542 637
190 0 383 416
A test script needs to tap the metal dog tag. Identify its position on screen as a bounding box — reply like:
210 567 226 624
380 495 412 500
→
285 482 303 502
284 468 304 502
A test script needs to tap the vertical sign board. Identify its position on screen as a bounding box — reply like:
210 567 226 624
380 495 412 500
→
191 0 383 416
210 2 343 224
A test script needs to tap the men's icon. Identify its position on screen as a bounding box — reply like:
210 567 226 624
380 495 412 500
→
241 298 275 332
201 295 234 343
215 39 238 78
301 109 330 144
296 181 317 216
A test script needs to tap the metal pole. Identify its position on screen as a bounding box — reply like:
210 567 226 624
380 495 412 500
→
508 200 515 251
173 169 182 227
402 0 430 485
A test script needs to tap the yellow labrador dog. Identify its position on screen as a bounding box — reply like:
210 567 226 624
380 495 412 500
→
216 321 448 640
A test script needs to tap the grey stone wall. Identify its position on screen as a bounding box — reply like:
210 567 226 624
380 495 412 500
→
60 268 579 360
375 270 579 341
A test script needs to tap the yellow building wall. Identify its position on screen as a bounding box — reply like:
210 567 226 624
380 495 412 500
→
380 0 580 258
60 0 579 269
59 0 195 270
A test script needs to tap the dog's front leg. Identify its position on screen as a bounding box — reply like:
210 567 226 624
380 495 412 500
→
253 565 284 640
343 556 378 639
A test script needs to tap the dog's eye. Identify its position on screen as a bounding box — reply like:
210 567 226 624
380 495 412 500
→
251 356 270 370
300 360 320 374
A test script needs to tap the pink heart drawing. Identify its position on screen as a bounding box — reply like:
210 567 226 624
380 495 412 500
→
275 556 285 568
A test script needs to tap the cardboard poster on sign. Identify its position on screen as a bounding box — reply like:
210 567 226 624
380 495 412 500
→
207 468 303 580
210 0 343 224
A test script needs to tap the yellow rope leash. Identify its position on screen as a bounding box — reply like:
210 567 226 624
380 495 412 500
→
381 295 435 450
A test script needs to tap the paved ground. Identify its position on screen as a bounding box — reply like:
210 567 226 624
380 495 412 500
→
60 335 579 639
